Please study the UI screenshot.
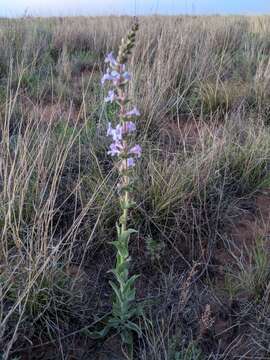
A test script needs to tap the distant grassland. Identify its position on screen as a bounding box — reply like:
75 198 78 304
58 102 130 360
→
0 15 270 359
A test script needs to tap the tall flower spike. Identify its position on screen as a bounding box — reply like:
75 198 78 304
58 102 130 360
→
101 21 141 359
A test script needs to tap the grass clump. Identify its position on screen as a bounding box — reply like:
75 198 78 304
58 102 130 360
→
0 14 270 360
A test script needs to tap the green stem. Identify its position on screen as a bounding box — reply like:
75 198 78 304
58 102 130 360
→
122 186 129 231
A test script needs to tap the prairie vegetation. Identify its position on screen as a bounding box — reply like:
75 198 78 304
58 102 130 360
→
0 15 270 359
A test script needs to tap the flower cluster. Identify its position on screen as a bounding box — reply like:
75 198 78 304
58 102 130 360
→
101 52 131 86
102 52 141 172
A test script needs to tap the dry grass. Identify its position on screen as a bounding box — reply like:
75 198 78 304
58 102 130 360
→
0 15 270 359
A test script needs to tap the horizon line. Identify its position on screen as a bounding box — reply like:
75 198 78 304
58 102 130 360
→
1 12 270 19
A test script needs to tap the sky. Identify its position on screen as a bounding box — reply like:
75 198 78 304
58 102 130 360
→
0 0 270 17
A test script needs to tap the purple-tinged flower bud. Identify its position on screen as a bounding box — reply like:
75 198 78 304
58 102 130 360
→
119 157 136 171
108 142 124 156
105 90 117 103
110 70 121 85
127 158 136 167
106 122 114 137
126 107 140 117
122 72 131 81
122 121 136 134
129 144 142 158
105 52 118 67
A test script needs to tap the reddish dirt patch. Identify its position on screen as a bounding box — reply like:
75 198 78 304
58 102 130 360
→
256 190 270 247
205 191 270 357
161 117 223 150
33 103 81 124
19 95 83 125
215 190 270 270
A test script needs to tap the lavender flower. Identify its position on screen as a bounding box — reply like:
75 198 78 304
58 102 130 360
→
101 69 114 85
111 70 121 85
101 69 121 86
105 90 117 103
107 120 137 143
127 158 135 167
129 144 142 158
122 71 131 81
122 121 136 134
105 52 118 67
126 107 140 117
107 142 124 156
107 123 123 141
106 122 113 137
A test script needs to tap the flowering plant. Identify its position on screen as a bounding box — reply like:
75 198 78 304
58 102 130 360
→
100 22 141 359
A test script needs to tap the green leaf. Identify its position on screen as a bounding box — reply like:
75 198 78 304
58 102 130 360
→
115 261 129 275
108 317 122 328
110 240 129 258
109 281 123 305
125 320 142 336
116 223 121 237
125 288 136 304
85 325 111 339
123 274 140 295
124 307 139 319
120 200 136 210
120 328 133 345
118 228 137 242
110 268 128 286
